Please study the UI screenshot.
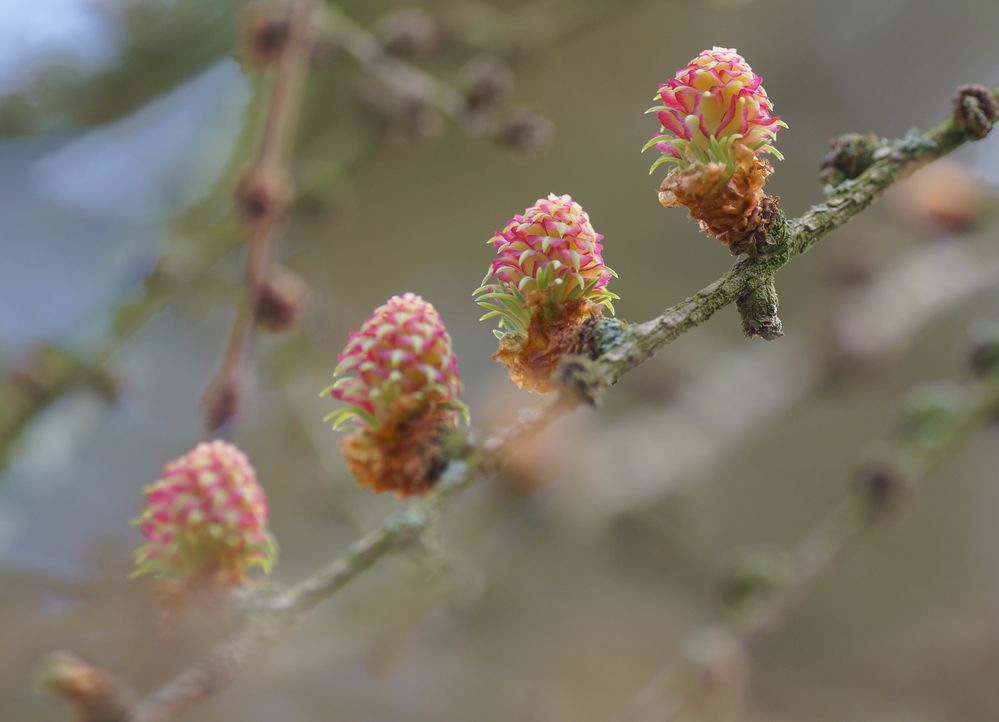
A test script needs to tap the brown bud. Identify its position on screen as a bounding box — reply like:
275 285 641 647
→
239 4 290 67
375 8 440 58
953 83 997 140
396 99 444 143
463 56 514 114
819 132 880 187
255 266 308 333
201 375 242 432
40 651 131 722
854 461 909 522
493 107 552 152
236 165 294 222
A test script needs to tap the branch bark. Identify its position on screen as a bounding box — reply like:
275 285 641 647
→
201 0 317 431
595 99 994 385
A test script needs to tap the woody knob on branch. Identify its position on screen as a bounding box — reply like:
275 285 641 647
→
475 193 618 393
644 47 787 256
325 293 469 496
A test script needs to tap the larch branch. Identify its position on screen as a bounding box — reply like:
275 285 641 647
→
55 81 996 722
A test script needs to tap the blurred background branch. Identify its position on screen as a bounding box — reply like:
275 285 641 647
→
611 335 999 722
0 346 116 470
200 0 318 431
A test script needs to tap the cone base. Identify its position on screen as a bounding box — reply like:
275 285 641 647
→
659 147 778 256
493 299 601 394
342 407 456 496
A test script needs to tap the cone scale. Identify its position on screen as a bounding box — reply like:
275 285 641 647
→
133 440 276 584
475 193 618 393
325 293 468 496
644 47 787 255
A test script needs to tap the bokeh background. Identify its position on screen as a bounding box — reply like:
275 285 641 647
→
3 0 999 720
